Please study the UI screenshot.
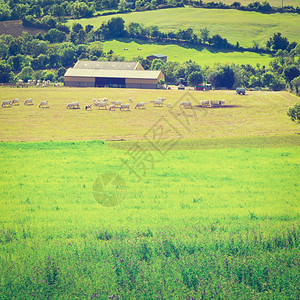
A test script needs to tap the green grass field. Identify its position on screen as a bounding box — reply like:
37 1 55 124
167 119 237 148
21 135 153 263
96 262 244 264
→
202 0 300 7
103 39 273 66
69 7 300 48
0 87 299 298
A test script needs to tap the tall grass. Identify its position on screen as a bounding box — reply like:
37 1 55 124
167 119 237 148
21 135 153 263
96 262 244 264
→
0 140 299 298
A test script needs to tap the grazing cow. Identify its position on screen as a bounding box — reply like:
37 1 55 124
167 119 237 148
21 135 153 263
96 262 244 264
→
85 105 92 110
24 98 33 105
94 101 108 110
150 100 163 107
111 100 121 107
109 105 116 111
66 101 80 109
39 100 49 108
11 98 19 106
128 98 133 103
120 104 130 111
200 100 210 107
135 102 147 109
219 100 225 106
179 101 192 109
1 100 12 108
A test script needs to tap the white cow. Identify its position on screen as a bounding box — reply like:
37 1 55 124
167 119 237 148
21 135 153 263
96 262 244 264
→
111 101 121 107
66 101 80 109
24 98 33 105
135 102 147 109
39 101 49 108
200 100 210 107
150 100 163 107
179 101 192 109
120 104 130 111
109 104 116 111
11 98 19 106
94 101 108 110
1 100 12 107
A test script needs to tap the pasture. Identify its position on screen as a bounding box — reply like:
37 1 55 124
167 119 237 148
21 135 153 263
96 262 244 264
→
0 87 299 298
0 87 299 142
69 7 300 48
103 39 273 66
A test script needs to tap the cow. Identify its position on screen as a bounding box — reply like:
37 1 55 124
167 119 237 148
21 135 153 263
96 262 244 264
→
85 105 92 110
1 100 12 108
94 101 108 110
109 105 116 111
179 101 192 109
111 101 121 107
135 102 147 109
24 98 33 105
200 100 210 107
39 100 49 108
66 101 80 109
120 104 130 111
11 98 19 106
150 100 163 107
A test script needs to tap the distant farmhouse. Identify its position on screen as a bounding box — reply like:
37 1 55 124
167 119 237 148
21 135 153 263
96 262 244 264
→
146 54 167 63
64 60 165 89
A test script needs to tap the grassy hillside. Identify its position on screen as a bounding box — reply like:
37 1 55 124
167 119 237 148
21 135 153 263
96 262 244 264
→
0 88 299 142
103 39 273 66
202 0 300 7
0 140 299 298
69 7 300 48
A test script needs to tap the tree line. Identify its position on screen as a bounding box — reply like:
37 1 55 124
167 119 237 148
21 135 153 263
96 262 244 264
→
0 16 300 94
0 0 299 22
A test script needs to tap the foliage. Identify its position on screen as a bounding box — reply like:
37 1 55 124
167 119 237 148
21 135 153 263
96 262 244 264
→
291 76 300 94
267 32 289 51
208 65 235 89
287 103 300 123
0 62 14 82
284 64 300 83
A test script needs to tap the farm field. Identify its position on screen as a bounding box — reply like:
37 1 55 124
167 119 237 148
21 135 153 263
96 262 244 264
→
103 39 273 66
69 7 300 48
0 87 299 298
0 140 299 298
0 87 299 142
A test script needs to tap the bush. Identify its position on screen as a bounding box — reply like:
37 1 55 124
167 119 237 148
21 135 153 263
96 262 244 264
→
287 103 300 123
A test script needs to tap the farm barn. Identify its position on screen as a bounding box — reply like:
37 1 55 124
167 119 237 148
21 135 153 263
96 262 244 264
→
64 60 165 89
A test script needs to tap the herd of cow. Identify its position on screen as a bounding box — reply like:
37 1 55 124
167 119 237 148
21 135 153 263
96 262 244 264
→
1 97 225 110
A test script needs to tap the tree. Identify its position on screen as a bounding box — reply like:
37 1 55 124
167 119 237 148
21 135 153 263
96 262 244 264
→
108 17 125 37
200 27 209 44
150 59 165 70
270 77 286 91
261 72 275 87
208 65 235 89
0 62 14 83
187 71 203 86
267 32 289 51
18 66 34 82
283 65 300 84
57 67 67 77
85 25 93 33
287 103 300 123
44 29 66 43
87 41 103 58
71 2 94 18
118 0 127 12
291 76 300 94
0 4 12 21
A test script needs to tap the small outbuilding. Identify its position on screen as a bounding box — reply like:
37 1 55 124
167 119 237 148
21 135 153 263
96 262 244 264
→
146 54 167 63
64 60 165 89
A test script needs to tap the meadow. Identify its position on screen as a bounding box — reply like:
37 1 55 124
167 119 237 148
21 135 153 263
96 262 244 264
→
201 0 300 6
69 7 300 48
103 39 273 66
0 87 299 298
0 87 299 142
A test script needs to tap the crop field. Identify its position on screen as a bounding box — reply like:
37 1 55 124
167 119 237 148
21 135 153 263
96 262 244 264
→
103 39 273 66
70 7 300 48
0 87 299 298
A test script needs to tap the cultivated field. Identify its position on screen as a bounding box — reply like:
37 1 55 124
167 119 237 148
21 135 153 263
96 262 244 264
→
0 87 299 298
70 7 300 48
103 39 273 66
